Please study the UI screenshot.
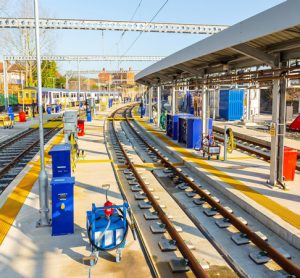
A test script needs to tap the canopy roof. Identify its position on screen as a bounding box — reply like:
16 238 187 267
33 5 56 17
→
135 0 300 85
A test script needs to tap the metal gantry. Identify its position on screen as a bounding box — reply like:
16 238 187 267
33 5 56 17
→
0 17 228 34
3 55 164 62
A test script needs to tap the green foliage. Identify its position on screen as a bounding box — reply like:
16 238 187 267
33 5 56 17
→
56 76 66 89
41 60 58 88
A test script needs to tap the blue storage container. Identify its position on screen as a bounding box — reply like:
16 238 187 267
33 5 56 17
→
51 176 75 236
166 113 193 140
219 89 244 120
86 109 92 122
178 117 202 149
49 144 71 177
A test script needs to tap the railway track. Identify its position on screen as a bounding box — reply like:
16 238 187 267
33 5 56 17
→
0 126 61 194
212 125 300 171
108 104 300 277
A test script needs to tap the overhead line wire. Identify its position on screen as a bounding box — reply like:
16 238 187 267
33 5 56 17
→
117 0 143 45
121 0 169 57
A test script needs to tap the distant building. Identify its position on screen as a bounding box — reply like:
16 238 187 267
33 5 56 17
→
98 68 135 86
0 63 26 94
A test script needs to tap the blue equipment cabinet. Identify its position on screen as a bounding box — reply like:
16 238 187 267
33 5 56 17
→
51 176 75 236
166 113 192 140
178 117 202 149
86 109 92 122
87 203 128 251
47 106 52 115
219 89 244 120
49 144 71 177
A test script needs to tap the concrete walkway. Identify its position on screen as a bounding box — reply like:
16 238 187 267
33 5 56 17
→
0 105 150 278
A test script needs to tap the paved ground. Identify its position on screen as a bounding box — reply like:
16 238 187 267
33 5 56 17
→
0 104 151 278
0 113 61 144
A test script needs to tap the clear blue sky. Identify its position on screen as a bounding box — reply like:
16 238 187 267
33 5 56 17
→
3 0 285 74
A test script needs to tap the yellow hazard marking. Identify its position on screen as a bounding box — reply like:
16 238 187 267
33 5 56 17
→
0 132 64 246
77 159 112 164
133 110 300 229
219 156 257 160
133 162 184 169
30 121 63 129
107 117 134 121
114 164 128 169
94 115 106 120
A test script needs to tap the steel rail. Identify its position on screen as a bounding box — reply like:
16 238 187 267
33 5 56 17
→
0 128 37 151
0 127 59 179
111 106 209 278
125 104 300 277
213 128 300 171
104 114 159 278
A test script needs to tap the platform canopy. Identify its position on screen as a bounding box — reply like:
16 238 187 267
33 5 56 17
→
135 0 300 85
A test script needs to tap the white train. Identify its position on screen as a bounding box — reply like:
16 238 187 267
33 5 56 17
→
25 87 121 107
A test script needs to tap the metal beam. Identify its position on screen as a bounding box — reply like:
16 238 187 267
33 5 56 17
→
174 64 204 76
0 17 228 35
4 55 164 62
231 43 277 67
155 73 170 82
66 69 140 75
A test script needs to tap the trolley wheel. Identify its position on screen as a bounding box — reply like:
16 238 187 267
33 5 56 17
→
208 156 211 160
217 155 220 160
116 249 122 263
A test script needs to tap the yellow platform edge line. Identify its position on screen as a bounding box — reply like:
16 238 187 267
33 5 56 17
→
132 108 300 229
77 159 112 164
0 132 64 246
30 121 63 129
107 117 134 121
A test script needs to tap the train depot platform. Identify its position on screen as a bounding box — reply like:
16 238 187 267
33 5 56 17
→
0 105 150 278
0 113 61 144
132 108 300 251
213 120 300 151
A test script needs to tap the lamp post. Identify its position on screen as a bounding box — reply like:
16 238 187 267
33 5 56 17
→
34 0 50 227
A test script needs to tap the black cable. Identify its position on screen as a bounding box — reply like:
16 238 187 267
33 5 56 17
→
87 209 129 252
117 0 144 45
122 0 169 56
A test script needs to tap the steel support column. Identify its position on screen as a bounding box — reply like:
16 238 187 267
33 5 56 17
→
277 74 287 185
269 67 288 187
172 86 176 115
149 86 153 123
212 89 216 120
157 85 161 127
246 88 251 121
269 78 280 186
3 60 9 110
202 86 208 136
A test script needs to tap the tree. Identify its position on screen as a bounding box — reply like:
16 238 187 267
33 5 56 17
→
40 60 65 89
56 75 66 89
0 0 55 86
